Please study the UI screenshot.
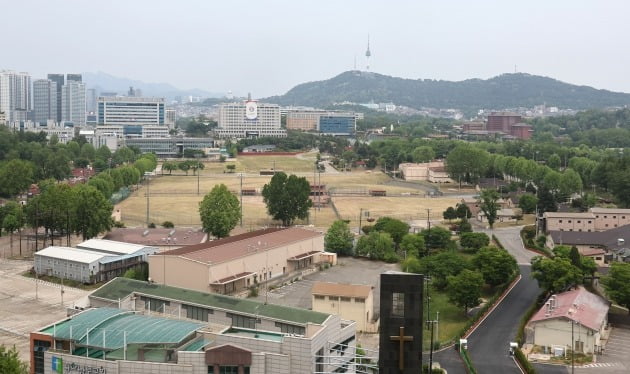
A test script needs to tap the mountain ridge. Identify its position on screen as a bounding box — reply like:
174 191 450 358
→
263 71 630 112
82 71 224 99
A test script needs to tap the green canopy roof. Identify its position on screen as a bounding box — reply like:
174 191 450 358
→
91 278 330 325
43 308 203 350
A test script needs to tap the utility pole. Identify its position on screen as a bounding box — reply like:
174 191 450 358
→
359 208 363 235
240 173 243 227
426 208 432 256
145 173 150 227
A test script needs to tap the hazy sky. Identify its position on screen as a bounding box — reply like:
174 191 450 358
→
4 0 630 97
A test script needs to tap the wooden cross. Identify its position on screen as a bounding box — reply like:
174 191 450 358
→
390 326 413 371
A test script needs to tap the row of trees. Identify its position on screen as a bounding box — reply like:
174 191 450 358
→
162 160 205 175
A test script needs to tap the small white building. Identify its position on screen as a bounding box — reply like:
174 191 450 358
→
34 240 158 284
526 287 609 355
311 282 378 332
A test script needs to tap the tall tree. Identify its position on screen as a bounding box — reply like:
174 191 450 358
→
373 217 410 245
262 172 312 226
354 231 396 261
0 159 35 197
198 184 241 239
400 233 425 258
411 146 435 163
324 220 354 255
0 344 28 374
446 269 484 315
446 144 489 187
518 193 538 214
531 256 582 293
71 184 113 240
601 263 630 314
472 246 517 286
479 189 500 229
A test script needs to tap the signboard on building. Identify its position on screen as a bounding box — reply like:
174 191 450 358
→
245 101 258 120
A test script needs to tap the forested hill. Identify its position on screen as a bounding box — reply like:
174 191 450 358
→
264 71 630 112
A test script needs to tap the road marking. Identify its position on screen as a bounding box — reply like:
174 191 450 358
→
580 362 621 368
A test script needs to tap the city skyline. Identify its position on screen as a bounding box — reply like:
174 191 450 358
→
3 0 630 98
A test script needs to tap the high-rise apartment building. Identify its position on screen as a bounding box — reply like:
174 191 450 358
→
216 99 286 138
61 81 86 125
97 96 165 126
86 88 97 113
0 70 31 122
33 79 58 124
66 73 82 83
47 74 64 122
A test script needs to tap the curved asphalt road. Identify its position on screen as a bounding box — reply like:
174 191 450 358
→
466 227 568 374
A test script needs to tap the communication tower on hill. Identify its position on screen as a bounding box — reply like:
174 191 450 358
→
365 34 372 71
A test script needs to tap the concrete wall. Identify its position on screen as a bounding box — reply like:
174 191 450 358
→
545 216 595 233
532 319 598 354
593 212 630 230
312 292 374 332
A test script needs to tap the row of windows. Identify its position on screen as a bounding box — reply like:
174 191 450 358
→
275 322 305 335
183 304 214 322
141 296 169 312
557 219 592 224
226 313 259 329
314 295 365 303
208 366 249 374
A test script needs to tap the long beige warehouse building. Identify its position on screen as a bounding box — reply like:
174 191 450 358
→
149 227 330 295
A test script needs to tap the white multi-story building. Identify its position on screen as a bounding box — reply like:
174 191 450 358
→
0 70 31 122
165 108 176 128
97 96 165 126
0 111 6 125
7 120 74 144
216 99 286 138
33 79 58 124
61 81 86 125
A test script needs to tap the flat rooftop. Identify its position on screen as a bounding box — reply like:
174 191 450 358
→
77 239 156 255
91 278 330 325
103 228 207 247
159 227 322 264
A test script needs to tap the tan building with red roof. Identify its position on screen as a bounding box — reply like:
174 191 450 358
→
526 287 609 355
103 227 207 251
311 282 377 332
148 227 328 295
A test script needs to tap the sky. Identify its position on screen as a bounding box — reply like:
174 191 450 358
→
3 0 630 98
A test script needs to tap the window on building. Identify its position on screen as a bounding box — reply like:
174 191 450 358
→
392 292 405 318
568 220 572 223
588 221 592 224
577 220 581 223
316 348 324 373
314 295 325 300
559 220 563 223
613 216 617 219
595 257 602 261
340 297 351 302
329 296 339 301
275 322 305 335
226 313 258 329
355 298 365 303
140 296 169 312
183 304 213 322
208 366 249 374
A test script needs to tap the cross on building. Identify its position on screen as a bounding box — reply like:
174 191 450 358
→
390 326 414 371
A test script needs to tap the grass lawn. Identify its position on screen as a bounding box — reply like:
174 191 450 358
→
424 287 469 347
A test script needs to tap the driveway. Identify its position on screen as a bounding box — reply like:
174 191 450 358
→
573 327 630 373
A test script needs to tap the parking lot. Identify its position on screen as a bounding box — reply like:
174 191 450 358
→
251 257 400 351
0 259 90 362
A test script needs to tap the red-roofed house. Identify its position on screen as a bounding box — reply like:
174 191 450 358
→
526 287 609 354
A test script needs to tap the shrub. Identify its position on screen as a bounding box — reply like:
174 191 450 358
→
162 221 174 228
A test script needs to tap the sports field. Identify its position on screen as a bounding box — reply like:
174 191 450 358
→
117 155 459 230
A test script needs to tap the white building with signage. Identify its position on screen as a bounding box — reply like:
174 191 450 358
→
215 98 286 139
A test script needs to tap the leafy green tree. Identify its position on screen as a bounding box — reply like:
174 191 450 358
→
547 154 561 170
412 146 435 163
400 233 425 258
472 246 517 286
373 217 410 245
443 207 457 221
71 184 114 240
88 175 115 199
456 203 472 219
80 143 96 161
479 189 500 228
354 231 396 261
602 263 630 313
446 144 489 187
66 141 81 158
162 161 177 175
324 220 354 256
0 344 28 374
518 193 538 214
536 187 558 213
446 269 484 314
559 168 583 196
458 218 472 233
0 159 35 197
262 172 312 226
113 147 136 165
421 226 452 252
460 232 490 252
96 145 112 163
178 161 191 175
198 184 241 238
418 251 470 290
531 256 583 293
